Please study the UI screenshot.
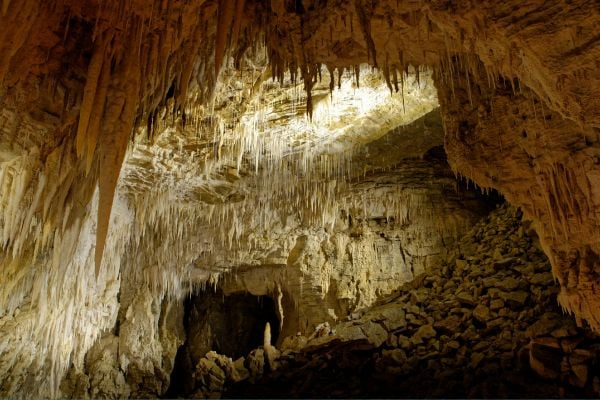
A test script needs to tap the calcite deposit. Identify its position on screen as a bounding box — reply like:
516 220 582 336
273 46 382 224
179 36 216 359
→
0 0 599 398
191 206 600 399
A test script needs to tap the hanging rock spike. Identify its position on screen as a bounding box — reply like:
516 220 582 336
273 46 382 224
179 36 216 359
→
215 0 235 77
75 34 107 160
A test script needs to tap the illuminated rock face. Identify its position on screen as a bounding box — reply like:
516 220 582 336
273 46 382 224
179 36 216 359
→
200 206 600 399
61 109 495 398
0 0 600 397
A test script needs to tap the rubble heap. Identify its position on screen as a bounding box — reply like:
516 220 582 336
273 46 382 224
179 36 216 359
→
185 205 600 398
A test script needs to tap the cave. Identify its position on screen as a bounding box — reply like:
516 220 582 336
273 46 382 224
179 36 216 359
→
182 290 280 360
2 1 600 399
166 290 280 397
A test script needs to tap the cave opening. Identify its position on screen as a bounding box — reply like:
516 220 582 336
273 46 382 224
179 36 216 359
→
166 289 280 397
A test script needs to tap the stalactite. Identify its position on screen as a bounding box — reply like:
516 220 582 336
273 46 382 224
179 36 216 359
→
3 1 600 397
354 65 360 88
382 60 393 94
95 23 143 275
230 0 246 47
76 38 106 162
353 0 377 67
215 0 235 77
0 0 37 86
1 0 10 16
85 54 112 174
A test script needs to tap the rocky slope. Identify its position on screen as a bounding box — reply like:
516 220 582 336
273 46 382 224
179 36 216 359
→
184 205 600 399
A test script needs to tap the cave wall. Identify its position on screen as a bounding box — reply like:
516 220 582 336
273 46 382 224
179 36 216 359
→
0 191 130 396
1 0 600 397
218 205 600 399
219 156 493 339
61 286 185 398
60 113 494 397
179 111 495 341
437 58 600 331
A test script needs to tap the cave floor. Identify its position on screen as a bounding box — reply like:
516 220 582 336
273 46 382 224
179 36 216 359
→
185 205 600 399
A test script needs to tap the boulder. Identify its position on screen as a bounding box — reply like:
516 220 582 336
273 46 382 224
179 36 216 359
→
383 348 408 364
232 358 249 382
369 305 407 331
489 299 504 310
398 335 411 350
569 364 588 388
246 349 265 382
280 334 308 352
530 272 554 286
525 313 562 338
569 348 593 364
456 292 476 306
434 315 462 333
193 357 226 395
410 324 437 345
529 342 563 380
473 304 490 323
561 336 584 353
498 290 529 306
361 321 389 347
470 352 485 369
482 276 519 291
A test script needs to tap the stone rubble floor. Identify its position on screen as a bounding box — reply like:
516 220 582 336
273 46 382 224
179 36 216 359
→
183 205 600 399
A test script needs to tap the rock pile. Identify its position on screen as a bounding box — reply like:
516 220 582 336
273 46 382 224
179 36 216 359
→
183 205 600 398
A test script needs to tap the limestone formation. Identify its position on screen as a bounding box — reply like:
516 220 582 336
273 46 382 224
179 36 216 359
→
0 1 600 397
215 206 600 399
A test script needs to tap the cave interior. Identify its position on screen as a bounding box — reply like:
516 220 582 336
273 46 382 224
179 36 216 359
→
1 0 600 398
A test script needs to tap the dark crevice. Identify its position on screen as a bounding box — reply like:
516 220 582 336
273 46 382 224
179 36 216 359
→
165 289 279 398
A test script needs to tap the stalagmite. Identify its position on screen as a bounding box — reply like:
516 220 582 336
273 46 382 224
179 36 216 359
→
263 322 271 348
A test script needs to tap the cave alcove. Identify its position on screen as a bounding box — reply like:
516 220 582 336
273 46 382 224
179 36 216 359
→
166 289 279 397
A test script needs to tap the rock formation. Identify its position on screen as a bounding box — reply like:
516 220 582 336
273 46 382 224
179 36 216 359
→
0 0 599 397
195 206 600 399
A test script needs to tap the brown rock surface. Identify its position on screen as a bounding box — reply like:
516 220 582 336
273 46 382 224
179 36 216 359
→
219 205 600 399
1 1 600 397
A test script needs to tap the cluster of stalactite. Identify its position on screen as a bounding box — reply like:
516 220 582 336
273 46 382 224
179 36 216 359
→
3 0 596 281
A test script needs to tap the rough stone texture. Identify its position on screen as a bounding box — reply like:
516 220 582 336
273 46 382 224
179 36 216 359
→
0 67 439 398
438 58 600 331
60 289 185 398
0 192 130 397
218 205 600 398
215 134 492 339
118 289 185 397
58 104 490 398
258 0 600 338
1 1 600 396
73 335 129 399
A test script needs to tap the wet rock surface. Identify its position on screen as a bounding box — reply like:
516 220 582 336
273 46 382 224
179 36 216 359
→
182 205 600 399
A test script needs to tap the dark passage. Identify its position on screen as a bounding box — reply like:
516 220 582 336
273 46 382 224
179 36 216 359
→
165 289 279 397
